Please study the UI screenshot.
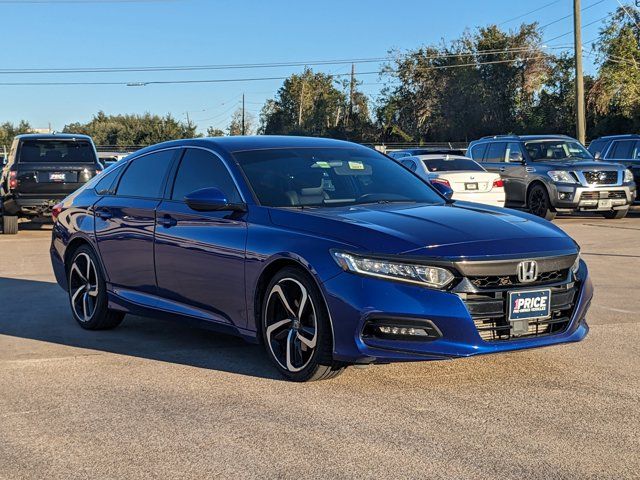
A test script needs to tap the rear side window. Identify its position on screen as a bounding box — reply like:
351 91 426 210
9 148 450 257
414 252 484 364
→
116 150 175 199
469 143 487 161
485 143 507 163
588 139 608 157
400 159 418 172
94 166 123 195
18 140 97 163
609 140 636 159
171 148 241 203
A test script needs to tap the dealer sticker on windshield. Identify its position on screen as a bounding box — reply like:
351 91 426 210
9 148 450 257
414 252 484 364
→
348 161 365 170
508 289 551 321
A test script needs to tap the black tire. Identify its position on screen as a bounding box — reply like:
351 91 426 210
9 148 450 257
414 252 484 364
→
2 214 18 234
602 208 628 220
527 184 556 221
261 266 346 382
67 245 124 330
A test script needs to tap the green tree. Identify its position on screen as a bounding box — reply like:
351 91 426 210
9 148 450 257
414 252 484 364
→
227 108 255 136
589 3 640 135
206 127 225 137
63 111 200 146
0 120 33 151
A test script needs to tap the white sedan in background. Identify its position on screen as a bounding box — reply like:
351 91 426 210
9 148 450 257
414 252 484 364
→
399 154 506 207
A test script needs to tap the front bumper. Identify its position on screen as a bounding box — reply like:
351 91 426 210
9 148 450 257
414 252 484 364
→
322 262 592 364
550 183 636 211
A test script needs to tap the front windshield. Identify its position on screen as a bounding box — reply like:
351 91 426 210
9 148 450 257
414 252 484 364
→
234 147 445 208
525 140 593 162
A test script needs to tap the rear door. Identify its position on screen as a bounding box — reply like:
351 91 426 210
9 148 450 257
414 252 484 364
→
14 139 101 198
154 147 248 327
93 148 178 295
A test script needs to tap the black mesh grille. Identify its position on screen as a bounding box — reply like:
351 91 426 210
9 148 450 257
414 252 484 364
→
469 269 568 289
583 171 618 185
464 284 577 341
580 191 626 200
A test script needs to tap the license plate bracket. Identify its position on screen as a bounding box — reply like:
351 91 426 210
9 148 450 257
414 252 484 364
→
597 199 612 210
49 172 66 182
465 182 478 191
508 289 551 322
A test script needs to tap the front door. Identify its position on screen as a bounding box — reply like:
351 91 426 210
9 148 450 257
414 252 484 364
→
154 147 248 327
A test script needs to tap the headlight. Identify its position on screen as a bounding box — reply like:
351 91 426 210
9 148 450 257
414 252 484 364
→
571 254 581 276
548 170 577 183
624 169 634 183
332 251 455 289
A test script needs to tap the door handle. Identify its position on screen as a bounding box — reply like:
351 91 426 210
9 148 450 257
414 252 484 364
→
94 208 113 220
159 214 177 228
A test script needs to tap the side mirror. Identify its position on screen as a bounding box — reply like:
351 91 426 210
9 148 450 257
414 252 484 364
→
431 180 454 200
184 187 247 212
594 152 601 160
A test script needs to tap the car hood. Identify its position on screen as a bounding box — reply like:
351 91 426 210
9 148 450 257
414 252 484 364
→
535 160 624 170
268 202 578 260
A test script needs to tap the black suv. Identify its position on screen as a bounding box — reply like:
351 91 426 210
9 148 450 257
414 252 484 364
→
1 134 103 234
468 135 636 220
587 134 640 199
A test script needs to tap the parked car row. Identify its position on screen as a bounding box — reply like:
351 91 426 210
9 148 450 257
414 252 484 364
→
389 133 637 220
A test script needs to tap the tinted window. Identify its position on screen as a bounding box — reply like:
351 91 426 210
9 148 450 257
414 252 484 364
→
172 148 241 203
485 143 507 163
609 140 636 159
234 147 444 208
116 150 175 198
18 140 97 163
400 159 418 172
469 143 487 161
588 139 608 157
423 158 484 172
94 166 123 195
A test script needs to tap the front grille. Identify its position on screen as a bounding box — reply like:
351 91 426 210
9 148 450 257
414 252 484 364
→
580 191 626 200
464 284 577 341
583 171 618 185
469 269 568 289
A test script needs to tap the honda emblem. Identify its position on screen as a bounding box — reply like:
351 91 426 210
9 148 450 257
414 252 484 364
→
517 260 538 283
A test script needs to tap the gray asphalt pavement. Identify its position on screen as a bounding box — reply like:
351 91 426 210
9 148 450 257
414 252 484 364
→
1 213 639 479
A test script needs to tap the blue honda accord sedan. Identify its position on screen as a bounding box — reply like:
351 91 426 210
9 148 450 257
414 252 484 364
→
50 136 592 381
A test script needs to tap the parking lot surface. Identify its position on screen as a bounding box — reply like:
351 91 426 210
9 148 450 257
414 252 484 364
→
1 214 639 479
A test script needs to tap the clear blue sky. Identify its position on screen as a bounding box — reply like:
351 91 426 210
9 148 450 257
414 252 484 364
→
0 0 614 134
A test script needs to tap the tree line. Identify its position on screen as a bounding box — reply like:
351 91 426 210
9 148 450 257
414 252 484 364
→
1 3 637 148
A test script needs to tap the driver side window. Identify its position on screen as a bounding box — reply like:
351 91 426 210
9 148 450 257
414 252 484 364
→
171 148 241 203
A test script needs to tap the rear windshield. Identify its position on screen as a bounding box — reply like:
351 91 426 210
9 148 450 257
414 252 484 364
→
18 140 97 163
423 158 484 172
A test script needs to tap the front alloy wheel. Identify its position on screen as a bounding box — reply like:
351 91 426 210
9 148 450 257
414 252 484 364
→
262 267 345 381
528 184 556 221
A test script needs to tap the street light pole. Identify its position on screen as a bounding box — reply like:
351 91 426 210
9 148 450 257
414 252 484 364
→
574 0 586 144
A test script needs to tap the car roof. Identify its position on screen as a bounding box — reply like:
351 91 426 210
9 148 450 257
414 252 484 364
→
472 134 577 143
132 136 372 157
592 134 640 140
410 154 473 161
15 133 94 141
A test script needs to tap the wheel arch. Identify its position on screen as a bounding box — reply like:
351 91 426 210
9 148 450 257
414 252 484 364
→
252 255 336 352
525 179 552 207
63 235 109 284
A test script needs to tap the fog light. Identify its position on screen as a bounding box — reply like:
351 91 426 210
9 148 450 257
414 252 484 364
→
559 192 572 200
377 325 429 337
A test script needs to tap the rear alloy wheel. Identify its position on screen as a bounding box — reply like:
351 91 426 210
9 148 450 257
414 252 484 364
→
68 246 124 330
2 215 18 234
602 208 628 220
528 184 556 221
262 267 345 382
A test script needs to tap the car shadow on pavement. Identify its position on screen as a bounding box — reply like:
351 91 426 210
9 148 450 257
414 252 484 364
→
0 277 283 381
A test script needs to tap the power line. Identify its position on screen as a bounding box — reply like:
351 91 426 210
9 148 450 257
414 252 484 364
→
498 1 562 26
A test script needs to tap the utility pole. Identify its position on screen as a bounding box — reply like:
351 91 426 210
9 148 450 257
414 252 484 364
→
347 63 355 128
298 82 305 127
241 93 245 136
573 0 586 144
